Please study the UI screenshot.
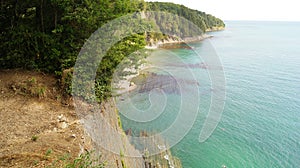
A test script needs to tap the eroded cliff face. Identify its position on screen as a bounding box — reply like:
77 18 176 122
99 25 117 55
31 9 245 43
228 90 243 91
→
0 70 144 168
76 98 145 168
77 98 183 168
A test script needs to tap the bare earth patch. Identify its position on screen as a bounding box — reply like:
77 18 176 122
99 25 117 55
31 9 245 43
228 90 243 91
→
0 69 92 168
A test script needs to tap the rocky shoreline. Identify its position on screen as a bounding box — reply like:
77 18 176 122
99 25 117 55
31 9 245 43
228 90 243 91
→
119 33 216 94
146 34 214 49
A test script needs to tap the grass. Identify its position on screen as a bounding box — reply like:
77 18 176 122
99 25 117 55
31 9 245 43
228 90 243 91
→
31 135 38 141
45 149 52 157
47 151 106 168
10 77 47 98
119 150 127 168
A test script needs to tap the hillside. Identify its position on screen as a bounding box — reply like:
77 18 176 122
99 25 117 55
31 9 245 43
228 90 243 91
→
0 69 92 167
0 0 225 167
147 2 225 32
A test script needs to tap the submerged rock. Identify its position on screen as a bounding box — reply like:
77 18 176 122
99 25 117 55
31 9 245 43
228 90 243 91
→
134 72 199 95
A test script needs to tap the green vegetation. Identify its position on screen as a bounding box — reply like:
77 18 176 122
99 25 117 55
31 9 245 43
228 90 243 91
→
95 34 149 102
45 149 53 157
119 150 127 168
10 77 47 98
0 0 148 102
0 0 145 72
64 152 105 168
147 2 225 32
48 151 105 168
31 135 38 141
1 0 224 102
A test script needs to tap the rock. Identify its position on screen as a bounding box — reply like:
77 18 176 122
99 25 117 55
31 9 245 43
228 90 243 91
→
65 134 76 142
59 122 68 129
125 128 132 136
57 114 68 122
62 122 68 129
11 85 17 91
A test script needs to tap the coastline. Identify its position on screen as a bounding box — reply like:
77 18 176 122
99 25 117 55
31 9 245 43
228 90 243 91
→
113 62 153 95
113 31 223 167
145 34 214 49
206 26 225 32
115 32 221 94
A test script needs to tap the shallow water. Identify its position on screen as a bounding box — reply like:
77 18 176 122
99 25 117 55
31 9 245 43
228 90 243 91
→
118 21 300 167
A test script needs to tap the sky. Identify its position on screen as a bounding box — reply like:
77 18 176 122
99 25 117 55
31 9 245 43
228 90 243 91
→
147 0 300 21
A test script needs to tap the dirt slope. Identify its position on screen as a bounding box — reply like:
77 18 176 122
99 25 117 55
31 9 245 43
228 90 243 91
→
0 69 92 167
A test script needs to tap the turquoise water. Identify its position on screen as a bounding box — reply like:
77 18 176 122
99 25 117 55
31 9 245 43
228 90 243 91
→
119 21 300 167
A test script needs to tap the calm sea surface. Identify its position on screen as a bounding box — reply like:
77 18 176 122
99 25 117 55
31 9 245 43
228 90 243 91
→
119 21 300 167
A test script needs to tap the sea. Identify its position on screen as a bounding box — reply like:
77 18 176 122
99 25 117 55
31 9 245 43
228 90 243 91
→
117 21 300 168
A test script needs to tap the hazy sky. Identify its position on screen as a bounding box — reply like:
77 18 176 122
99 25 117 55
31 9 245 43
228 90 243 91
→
147 0 300 21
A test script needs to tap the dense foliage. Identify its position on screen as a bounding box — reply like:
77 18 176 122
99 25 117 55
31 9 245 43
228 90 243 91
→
0 0 148 101
147 2 225 33
0 0 145 72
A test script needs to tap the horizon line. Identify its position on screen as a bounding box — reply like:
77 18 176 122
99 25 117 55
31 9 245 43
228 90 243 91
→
223 19 300 22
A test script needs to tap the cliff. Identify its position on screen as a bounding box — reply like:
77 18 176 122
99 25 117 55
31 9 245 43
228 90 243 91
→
0 69 181 168
1 1 225 167
75 98 145 167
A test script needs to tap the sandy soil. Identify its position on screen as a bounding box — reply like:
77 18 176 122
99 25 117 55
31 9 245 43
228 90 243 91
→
0 69 92 168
